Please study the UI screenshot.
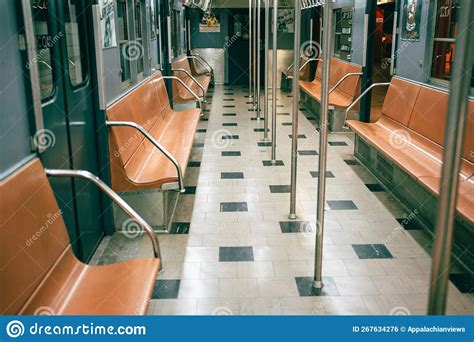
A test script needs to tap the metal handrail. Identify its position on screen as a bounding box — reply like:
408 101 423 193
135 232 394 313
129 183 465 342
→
342 82 391 129
45 168 161 258
329 72 363 94
187 54 213 75
157 75 202 109
171 68 206 98
285 58 322 79
106 120 186 193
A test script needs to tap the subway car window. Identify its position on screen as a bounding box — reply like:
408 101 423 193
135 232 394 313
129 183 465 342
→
31 0 55 100
135 0 144 77
431 0 458 83
64 0 88 86
117 0 131 88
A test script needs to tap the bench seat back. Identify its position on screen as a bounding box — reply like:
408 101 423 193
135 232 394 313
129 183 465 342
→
313 58 362 99
0 158 70 315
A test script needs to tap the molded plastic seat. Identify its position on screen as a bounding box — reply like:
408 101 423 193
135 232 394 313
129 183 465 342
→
0 159 160 315
107 72 201 192
172 55 211 102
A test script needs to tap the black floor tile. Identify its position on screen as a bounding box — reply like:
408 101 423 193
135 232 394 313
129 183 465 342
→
254 128 270 132
280 221 312 233
282 122 293 126
262 160 284 166
221 172 244 179
170 222 190 234
365 183 385 192
396 218 423 230
188 161 201 168
310 171 335 178
219 247 254 262
246 101 253 104
328 141 348 146
449 273 474 293
223 122 238 126
193 143 204 148
183 186 196 195
352 244 393 259
258 141 272 147
327 200 358 210
153 279 181 299
196 128 207 133
269 185 291 193
222 135 239 140
277 112 291 116
220 202 248 212
298 150 318 156
295 277 340 297
289 134 307 139
223 98 235 101
250 116 264 120
224 93 234 96
223 105 235 108
201 118 209 121
223 113 237 116
344 159 360 165
203 109 210 113
222 151 241 157
276 105 284 107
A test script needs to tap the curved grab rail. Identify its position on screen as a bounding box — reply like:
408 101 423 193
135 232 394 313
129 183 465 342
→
171 68 206 98
45 168 161 258
187 54 213 75
285 58 322 79
157 75 202 109
106 120 186 193
329 72 363 94
343 82 391 129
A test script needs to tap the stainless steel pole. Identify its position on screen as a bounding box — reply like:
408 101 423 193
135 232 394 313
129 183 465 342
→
270 0 278 160
427 0 474 315
313 0 332 292
256 0 262 119
263 0 270 140
288 0 301 219
253 0 257 108
249 0 253 98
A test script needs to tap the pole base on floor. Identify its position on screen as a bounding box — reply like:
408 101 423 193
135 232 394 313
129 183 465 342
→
261 137 271 142
312 280 323 292
288 213 297 220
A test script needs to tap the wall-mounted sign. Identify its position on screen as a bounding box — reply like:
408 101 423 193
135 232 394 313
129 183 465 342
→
277 9 294 33
99 0 117 48
199 11 220 33
401 0 422 41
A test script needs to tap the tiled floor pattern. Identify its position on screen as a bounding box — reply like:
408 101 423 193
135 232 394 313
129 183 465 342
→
92 85 473 316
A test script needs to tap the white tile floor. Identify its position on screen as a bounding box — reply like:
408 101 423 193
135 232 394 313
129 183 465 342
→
94 85 473 316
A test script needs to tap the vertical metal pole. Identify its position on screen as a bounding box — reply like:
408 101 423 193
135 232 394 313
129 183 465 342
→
270 0 278 160
288 0 301 219
312 0 332 292
263 0 270 140
256 0 262 118
428 0 474 315
253 0 257 108
249 0 253 98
